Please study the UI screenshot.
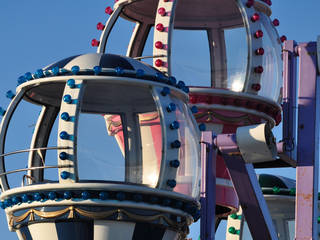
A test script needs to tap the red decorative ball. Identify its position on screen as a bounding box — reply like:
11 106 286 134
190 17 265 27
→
96 22 105 31
251 83 261 91
156 23 164 32
254 66 264 74
280 35 287 43
189 95 197 104
251 13 260 22
91 39 100 47
105 6 113 15
254 30 263 38
158 7 166 16
272 19 280 26
155 41 163 49
255 47 265 55
155 59 163 67
246 0 254 8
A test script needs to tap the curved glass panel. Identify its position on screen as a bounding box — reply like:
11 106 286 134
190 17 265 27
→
4 96 42 188
172 97 201 198
258 13 283 103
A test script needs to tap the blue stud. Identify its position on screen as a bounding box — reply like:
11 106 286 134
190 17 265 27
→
93 66 102 75
163 198 171 206
155 72 164 81
190 106 198 114
133 194 143 202
0 202 5 209
171 140 181 148
59 152 68 160
199 123 206 131
81 191 90 200
17 76 26 85
60 171 70 179
21 194 30 203
136 69 144 77
61 112 70 121
24 72 33 81
167 103 176 112
59 131 70 140
182 86 189 93
4 199 12 208
44 70 51 77
12 196 22 205
161 87 170 96
71 66 80 75
168 76 177 85
35 69 44 78
177 81 185 89
60 68 68 74
99 192 109 200
33 192 42 201
115 67 124 75
67 79 76 88
174 201 183 209
63 94 72 104
169 121 180 130
63 191 72 200
169 160 180 168
116 192 125 201
0 107 6 116
48 192 57 200
167 179 176 188
150 196 158 204
51 66 59 76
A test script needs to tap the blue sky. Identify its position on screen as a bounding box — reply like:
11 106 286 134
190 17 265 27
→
0 0 320 239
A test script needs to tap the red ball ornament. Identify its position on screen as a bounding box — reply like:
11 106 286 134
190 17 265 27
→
155 59 163 67
156 23 164 32
251 13 260 22
96 22 105 31
280 35 287 43
155 41 163 49
272 19 280 27
246 0 254 8
254 66 264 74
254 30 263 38
105 6 113 15
158 7 166 16
255 47 265 55
251 83 261 91
91 39 100 47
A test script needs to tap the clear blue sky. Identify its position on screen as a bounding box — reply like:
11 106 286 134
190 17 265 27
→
0 0 320 239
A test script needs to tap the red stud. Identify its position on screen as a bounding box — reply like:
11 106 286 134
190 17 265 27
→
155 59 163 67
155 41 163 49
251 13 260 22
246 0 254 8
254 66 264 74
254 30 263 38
280 35 287 43
156 23 164 32
272 19 280 26
251 83 261 91
158 7 166 16
91 39 100 47
255 47 265 55
105 6 113 15
97 22 105 31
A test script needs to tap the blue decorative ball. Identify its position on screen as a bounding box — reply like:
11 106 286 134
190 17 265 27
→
21 194 29 203
60 171 70 179
17 76 26 85
63 191 72 200
4 199 12 208
0 202 5 209
171 140 181 148
6 90 15 100
0 107 6 116
81 191 90 200
190 106 198 114
115 67 124 75
59 152 68 160
93 66 102 75
116 192 125 201
67 79 76 88
169 121 180 130
161 87 170 96
136 69 144 77
167 179 176 188
133 194 143 202
12 196 22 205
174 201 183 209
167 103 176 112
99 192 109 200
35 69 44 78
33 193 42 201
163 198 171 206
150 196 158 204
182 86 189 93
48 192 57 200
155 72 164 81
63 94 72 104
61 112 70 121
168 76 177 85
169 160 180 168
51 67 59 76
199 123 206 131
59 131 69 140
177 81 185 89
71 66 80 75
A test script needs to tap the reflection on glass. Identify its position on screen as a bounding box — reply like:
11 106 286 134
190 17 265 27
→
171 30 211 87
172 98 200 198
287 219 295 240
77 113 125 181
